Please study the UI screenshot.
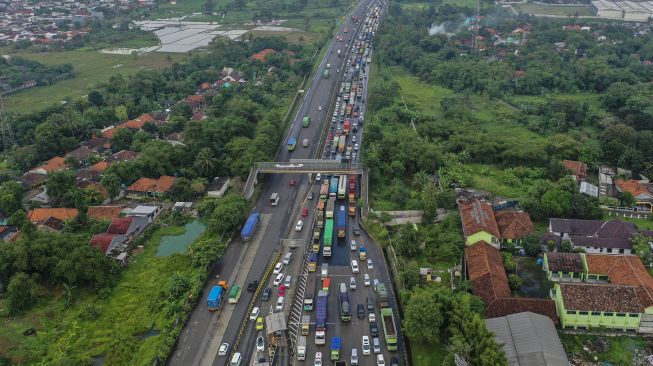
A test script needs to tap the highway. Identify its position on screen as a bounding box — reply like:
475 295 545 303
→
166 1 387 366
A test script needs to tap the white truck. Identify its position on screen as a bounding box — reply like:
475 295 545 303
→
297 335 307 360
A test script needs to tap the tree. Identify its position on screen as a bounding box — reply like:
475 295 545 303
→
166 272 191 300
193 148 217 178
394 223 421 258
172 177 193 201
101 173 121 200
560 240 574 252
209 195 248 236
631 234 652 265
0 181 24 216
522 234 542 257
47 170 76 206
87 91 105 106
114 105 128 121
110 128 134 152
203 0 215 13
7 209 27 227
191 178 208 195
403 287 444 344
620 191 636 208
5 272 39 315
508 274 522 290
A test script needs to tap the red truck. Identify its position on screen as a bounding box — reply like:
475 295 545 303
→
344 119 350 134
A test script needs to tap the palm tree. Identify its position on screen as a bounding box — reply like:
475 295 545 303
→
411 170 431 191
194 148 217 178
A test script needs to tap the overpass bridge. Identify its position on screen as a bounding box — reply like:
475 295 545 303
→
244 159 364 198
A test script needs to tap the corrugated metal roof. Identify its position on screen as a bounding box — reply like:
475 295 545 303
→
486 312 569 366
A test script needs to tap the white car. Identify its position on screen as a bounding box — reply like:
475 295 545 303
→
350 240 357 251
350 276 357 290
295 220 304 231
318 106 323 111
250 306 260 320
276 296 285 311
273 262 283 274
351 348 359 365
367 259 373 270
373 279 379 291
362 336 371 355
377 354 385 366
369 312 376 323
354 143 359 151
315 351 323 366
273 273 285 286
218 342 229 356
256 335 265 352
351 260 359 274
364 273 371 286
352 135 357 142
284 275 292 288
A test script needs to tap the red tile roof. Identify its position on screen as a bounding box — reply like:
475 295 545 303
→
121 113 154 130
28 208 78 223
127 176 176 194
615 179 653 198
107 216 134 235
251 48 276 61
486 298 559 324
33 156 66 174
185 94 204 105
562 160 587 180
87 205 124 221
101 127 118 139
465 242 511 304
459 197 500 238
545 252 584 273
90 161 109 172
495 211 535 240
89 233 117 253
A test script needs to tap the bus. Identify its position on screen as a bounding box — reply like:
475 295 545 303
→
303 116 311 127
323 219 333 257
339 282 351 322
287 137 297 151
241 213 259 241
337 174 347 200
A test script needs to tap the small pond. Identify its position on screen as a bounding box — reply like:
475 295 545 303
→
156 220 206 257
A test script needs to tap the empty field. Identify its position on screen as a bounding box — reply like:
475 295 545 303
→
514 3 593 16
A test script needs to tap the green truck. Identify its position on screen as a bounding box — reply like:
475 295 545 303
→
228 284 241 304
381 307 398 351
302 116 311 127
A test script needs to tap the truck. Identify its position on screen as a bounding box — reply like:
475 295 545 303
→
338 137 346 153
315 290 328 345
331 336 341 361
324 219 333 257
345 82 351 93
303 116 311 127
308 251 318 271
381 308 398 351
349 199 356 216
337 205 346 238
297 335 307 361
337 175 347 200
322 278 332 292
302 315 311 335
228 284 241 304
376 283 389 308
349 175 356 193
359 246 366 261
206 281 228 311
329 176 339 198
326 198 336 219
320 180 330 199
240 213 259 241
304 274 317 311
343 119 350 134
345 104 352 116
321 263 329 279
287 137 297 151
324 69 330 79
312 232 321 253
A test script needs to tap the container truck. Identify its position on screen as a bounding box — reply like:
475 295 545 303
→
322 278 332 292
304 274 317 311
331 337 341 361
337 206 346 238
339 282 351 322
324 219 333 257
376 283 389 308
315 290 328 345
302 315 311 335
312 232 321 253
381 308 398 351
297 335 307 361
338 137 346 153
228 284 241 304
206 281 228 311
320 181 330 199
321 263 329 279
326 198 335 219
349 199 356 216
344 119 350 134
329 176 339 198
240 213 259 241
345 104 352 117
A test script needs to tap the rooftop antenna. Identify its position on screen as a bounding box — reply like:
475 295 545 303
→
0 94 15 152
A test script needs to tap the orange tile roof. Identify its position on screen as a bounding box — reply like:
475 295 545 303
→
185 94 204 104
459 197 500 238
615 179 653 198
122 113 154 130
90 161 109 172
34 156 66 173
562 160 587 179
101 127 118 139
87 205 124 221
200 82 211 90
27 208 78 223
251 48 275 61
465 242 511 304
127 176 176 193
495 211 535 240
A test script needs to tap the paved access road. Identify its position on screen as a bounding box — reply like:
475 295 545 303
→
167 1 380 366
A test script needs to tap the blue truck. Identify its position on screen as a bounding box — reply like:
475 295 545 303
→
331 336 341 361
207 281 228 311
241 213 260 241
337 205 346 238
315 290 328 345
329 176 339 198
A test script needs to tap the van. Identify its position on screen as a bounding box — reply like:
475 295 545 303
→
230 352 242 366
373 337 381 354
283 252 293 265
351 348 359 366
303 138 309 147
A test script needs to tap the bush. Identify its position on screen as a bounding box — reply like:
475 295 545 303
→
508 274 522 290
501 252 516 272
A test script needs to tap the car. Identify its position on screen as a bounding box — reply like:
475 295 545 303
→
377 354 386 366
278 284 286 297
314 351 323 366
332 117 337 123
373 279 380 291
364 273 371 286
350 276 357 290
318 106 323 111
316 173 322 181
302 208 309 217
370 321 379 337
351 348 359 366
250 307 260 321
289 179 296 186
350 240 357 251
256 316 264 330
353 226 361 236
367 259 373 270
391 356 400 366
273 273 285 286
295 220 304 231
352 135 357 142
273 263 283 274
275 296 285 311
261 287 272 301
308 192 314 200
218 343 229 356
361 336 371 355
247 280 259 292
373 337 381 354
351 260 359 273
284 275 292 288
369 312 376 323
357 304 365 319
354 143 359 151
367 296 374 311
256 335 265 352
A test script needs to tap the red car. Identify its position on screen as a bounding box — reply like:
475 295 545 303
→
302 208 309 217
289 179 296 186
278 284 286 297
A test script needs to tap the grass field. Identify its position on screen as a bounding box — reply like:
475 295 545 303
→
604 215 653 230
515 3 593 16
1 49 186 113
411 342 448 366
559 333 650 364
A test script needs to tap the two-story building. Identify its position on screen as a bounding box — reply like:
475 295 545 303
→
547 218 646 254
459 197 534 248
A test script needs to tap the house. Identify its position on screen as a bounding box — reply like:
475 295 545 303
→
82 136 110 153
207 176 230 197
548 218 641 254
562 160 587 181
614 178 653 212
127 205 162 222
579 181 599 197
119 113 154 130
459 197 534 248
182 95 204 112
27 207 78 224
0 226 19 241
107 150 139 163
485 312 569 366
251 48 275 61
465 242 559 322
87 205 124 221
89 232 128 256
65 146 96 167
546 253 653 332
90 161 109 173
174 201 193 213
17 171 47 190
127 176 176 198
106 215 149 238
36 216 65 232
30 156 66 175
100 126 118 139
